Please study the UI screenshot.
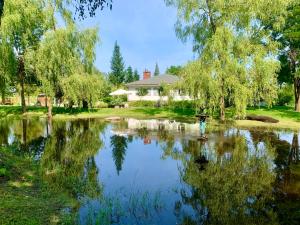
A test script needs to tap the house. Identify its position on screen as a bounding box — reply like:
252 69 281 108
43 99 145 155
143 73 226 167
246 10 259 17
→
125 70 191 102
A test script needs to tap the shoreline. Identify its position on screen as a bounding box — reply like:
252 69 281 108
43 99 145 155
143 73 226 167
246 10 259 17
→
1 106 299 131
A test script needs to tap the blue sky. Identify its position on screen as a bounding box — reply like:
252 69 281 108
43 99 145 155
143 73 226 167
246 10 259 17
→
76 0 194 76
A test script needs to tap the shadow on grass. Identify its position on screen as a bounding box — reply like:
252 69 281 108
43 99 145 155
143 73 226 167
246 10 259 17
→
0 105 99 117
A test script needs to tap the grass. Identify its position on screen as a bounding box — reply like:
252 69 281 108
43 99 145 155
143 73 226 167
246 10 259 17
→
0 147 75 225
235 106 300 130
1 105 299 130
0 105 196 121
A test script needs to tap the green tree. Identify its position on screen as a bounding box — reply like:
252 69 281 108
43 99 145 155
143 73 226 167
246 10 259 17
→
277 2 300 111
137 88 148 97
109 41 125 85
1 0 46 113
154 63 160 76
133 69 140 81
125 66 134 83
166 65 182 76
61 73 105 108
29 24 99 117
167 0 290 120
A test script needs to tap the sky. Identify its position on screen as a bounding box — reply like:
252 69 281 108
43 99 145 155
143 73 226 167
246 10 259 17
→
76 0 194 76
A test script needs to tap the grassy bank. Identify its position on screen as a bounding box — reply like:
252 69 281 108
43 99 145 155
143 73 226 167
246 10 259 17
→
0 147 75 225
235 106 300 130
1 105 299 130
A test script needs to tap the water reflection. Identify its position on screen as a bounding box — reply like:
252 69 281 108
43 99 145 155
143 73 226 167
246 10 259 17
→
110 135 128 175
0 118 299 224
41 119 106 199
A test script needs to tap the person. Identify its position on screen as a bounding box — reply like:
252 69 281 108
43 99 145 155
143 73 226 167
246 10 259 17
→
197 107 208 138
199 115 207 137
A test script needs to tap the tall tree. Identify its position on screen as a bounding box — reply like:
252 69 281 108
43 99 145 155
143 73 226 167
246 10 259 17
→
277 2 300 111
167 0 290 120
1 0 46 113
109 41 125 85
133 69 140 81
125 66 134 83
28 25 99 117
154 63 160 76
166 65 182 76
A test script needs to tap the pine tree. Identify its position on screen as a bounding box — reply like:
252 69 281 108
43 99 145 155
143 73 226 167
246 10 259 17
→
125 66 134 83
133 69 140 81
109 41 125 85
154 63 160 76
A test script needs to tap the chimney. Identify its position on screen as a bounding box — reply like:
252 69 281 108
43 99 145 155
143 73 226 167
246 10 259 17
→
143 69 151 80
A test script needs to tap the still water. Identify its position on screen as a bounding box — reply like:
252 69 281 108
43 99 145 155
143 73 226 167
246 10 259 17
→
0 117 299 224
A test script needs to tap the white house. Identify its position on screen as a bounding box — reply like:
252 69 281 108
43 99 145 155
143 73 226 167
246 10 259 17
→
125 70 191 102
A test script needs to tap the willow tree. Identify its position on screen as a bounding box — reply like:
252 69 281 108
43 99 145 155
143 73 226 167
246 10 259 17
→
167 0 291 120
27 25 99 117
0 0 46 112
61 73 105 108
0 41 15 104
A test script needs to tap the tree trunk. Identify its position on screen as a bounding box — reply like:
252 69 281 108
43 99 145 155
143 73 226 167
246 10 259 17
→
294 77 300 112
18 57 26 113
1 91 4 105
82 100 89 109
220 95 225 121
48 97 52 118
27 93 30 106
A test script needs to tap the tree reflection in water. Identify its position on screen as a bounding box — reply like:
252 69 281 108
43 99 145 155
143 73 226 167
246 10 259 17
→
41 119 106 199
162 130 278 225
110 135 128 175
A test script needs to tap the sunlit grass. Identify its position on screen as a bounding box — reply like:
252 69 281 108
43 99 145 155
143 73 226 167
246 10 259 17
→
0 148 75 225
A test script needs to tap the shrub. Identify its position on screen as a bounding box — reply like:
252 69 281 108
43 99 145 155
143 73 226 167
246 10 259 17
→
129 101 157 107
94 101 108 108
277 84 294 106
137 88 148 96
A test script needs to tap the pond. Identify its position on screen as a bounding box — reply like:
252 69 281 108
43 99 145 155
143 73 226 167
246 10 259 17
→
0 117 299 225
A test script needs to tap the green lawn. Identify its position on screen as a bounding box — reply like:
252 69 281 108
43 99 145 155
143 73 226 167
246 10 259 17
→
0 148 75 225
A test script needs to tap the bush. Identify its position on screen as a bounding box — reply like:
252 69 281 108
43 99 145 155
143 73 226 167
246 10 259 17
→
94 101 108 108
128 101 157 107
277 84 294 106
137 88 148 96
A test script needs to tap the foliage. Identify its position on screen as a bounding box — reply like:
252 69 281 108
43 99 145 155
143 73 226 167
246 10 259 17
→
167 0 290 120
167 100 196 110
137 87 148 96
277 84 294 106
61 73 105 107
276 2 300 111
165 65 182 76
29 26 99 98
154 63 160 76
73 0 112 18
109 41 125 85
125 66 134 83
128 100 157 108
133 69 140 81
1 0 47 112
